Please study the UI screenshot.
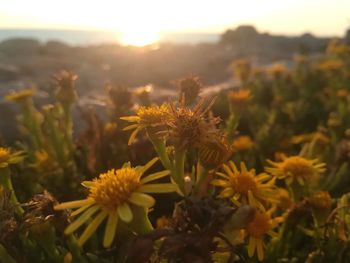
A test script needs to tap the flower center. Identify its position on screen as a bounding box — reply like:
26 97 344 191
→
282 156 316 179
89 168 141 211
246 211 271 238
231 172 258 195
0 148 10 163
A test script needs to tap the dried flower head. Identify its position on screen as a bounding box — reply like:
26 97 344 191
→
108 85 132 113
54 158 175 247
177 76 202 105
166 99 220 150
266 156 326 185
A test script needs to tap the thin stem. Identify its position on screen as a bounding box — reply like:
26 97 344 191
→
0 167 23 215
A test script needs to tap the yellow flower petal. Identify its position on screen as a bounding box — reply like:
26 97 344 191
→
128 126 142 145
123 124 139 131
256 239 264 261
248 236 256 257
104 211 119 248
129 192 155 208
54 199 94 210
218 187 233 198
141 170 170 184
120 116 140 122
139 157 158 175
71 203 94 217
81 181 94 188
64 205 99 235
78 211 107 246
117 203 133 223
138 183 176 193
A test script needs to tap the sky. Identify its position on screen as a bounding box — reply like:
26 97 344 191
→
1 0 350 45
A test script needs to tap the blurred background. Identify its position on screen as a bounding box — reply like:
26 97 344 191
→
0 0 350 142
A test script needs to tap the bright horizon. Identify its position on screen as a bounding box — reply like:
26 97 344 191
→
1 0 350 46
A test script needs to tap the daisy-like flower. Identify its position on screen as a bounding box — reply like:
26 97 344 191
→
0 147 25 168
244 210 282 261
54 158 176 247
265 156 326 186
213 161 277 211
121 104 171 145
4 89 35 103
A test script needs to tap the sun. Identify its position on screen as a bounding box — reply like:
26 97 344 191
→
120 28 159 47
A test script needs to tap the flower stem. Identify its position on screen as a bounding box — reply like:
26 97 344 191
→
0 167 23 215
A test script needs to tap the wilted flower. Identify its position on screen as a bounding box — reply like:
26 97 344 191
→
213 162 277 211
244 210 282 261
266 156 326 185
54 158 175 247
121 103 171 145
232 135 254 152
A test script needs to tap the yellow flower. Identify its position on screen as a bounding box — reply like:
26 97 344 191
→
213 162 277 211
4 89 35 103
0 147 25 168
54 158 176 247
228 89 252 105
121 104 171 145
266 156 326 185
244 210 282 261
198 134 233 169
232 135 254 151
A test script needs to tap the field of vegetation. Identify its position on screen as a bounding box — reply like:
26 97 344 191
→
1 39 350 262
